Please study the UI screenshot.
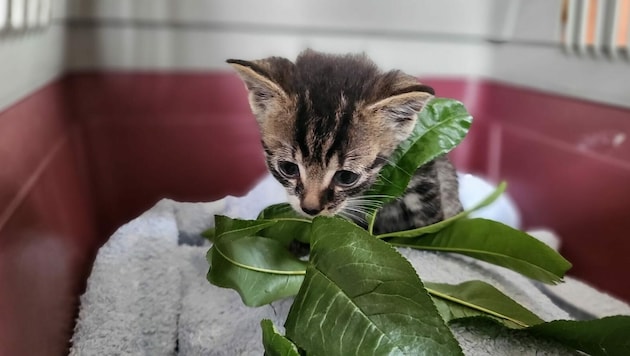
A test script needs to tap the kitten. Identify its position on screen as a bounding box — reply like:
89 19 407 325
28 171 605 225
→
228 50 462 234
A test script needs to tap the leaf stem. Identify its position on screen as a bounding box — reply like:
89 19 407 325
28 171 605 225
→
212 245 307 276
426 287 531 328
273 217 313 224
367 212 377 235
388 242 562 284
374 181 507 239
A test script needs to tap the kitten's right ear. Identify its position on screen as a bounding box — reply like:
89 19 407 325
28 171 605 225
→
227 59 291 123
366 85 434 144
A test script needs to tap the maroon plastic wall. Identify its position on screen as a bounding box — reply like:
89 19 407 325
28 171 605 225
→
1 73 629 355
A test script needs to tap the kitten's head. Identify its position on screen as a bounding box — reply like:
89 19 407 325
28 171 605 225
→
228 50 434 218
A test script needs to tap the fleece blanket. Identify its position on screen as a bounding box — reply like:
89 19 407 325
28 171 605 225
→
70 175 630 356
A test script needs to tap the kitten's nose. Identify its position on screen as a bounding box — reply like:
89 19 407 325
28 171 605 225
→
301 204 323 216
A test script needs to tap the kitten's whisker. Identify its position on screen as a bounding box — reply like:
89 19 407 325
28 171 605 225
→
337 210 352 220
352 194 396 201
342 202 370 213
346 197 385 205
344 206 369 215
338 209 366 225
340 211 367 225
343 206 371 219
340 210 363 222
376 175 397 185
349 204 383 211
347 203 383 212
380 158 414 177
345 199 384 210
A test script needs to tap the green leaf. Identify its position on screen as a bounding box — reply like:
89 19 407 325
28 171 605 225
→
427 282 630 355
263 220 313 245
376 181 506 239
426 280 545 329
364 98 473 209
214 215 277 240
258 203 305 220
257 204 313 245
525 316 630 356
214 211 311 247
261 319 301 356
201 227 215 241
207 234 306 307
212 234 308 274
285 217 463 355
388 218 572 284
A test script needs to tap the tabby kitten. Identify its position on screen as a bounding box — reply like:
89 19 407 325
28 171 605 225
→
228 50 462 234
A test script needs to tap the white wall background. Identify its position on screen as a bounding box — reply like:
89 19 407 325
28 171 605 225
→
0 0 68 112
1 0 629 110
63 0 512 77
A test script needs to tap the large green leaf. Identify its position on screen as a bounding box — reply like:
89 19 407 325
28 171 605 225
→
525 316 630 356
364 98 472 208
423 279 623 355
207 234 306 307
427 282 630 355
388 218 571 284
285 217 463 355
376 181 506 239
261 319 301 356
426 280 544 329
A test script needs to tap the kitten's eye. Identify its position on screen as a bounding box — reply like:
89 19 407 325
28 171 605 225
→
278 161 300 178
334 170 360 187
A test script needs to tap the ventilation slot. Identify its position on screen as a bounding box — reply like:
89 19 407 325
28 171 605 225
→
0 0 51 33
562 0 629 59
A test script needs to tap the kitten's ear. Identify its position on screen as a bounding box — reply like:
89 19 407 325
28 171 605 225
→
366 83 434 142
227 58 292 123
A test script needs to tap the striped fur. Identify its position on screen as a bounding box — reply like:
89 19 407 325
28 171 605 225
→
228 50 462 232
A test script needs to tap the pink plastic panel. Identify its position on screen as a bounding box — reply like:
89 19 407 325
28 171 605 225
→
1 73 629 356
0 83 97 356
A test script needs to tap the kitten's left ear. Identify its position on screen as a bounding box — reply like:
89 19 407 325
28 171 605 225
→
227 58 293 124
366 83 434 142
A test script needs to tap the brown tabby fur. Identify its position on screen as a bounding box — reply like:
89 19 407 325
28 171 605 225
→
228 50 462 234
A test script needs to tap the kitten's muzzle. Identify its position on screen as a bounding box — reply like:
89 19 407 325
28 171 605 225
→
300 204 323 216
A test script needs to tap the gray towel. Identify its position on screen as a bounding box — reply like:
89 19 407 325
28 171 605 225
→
70 200 182 356
70 176 630 355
